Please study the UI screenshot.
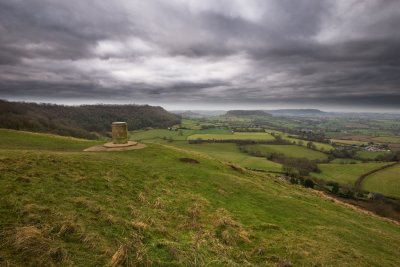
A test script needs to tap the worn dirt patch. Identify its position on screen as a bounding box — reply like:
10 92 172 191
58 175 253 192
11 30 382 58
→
179 157 199 164
84 142 146 152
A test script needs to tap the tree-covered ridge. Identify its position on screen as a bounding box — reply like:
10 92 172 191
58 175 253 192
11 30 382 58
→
0 100 181 139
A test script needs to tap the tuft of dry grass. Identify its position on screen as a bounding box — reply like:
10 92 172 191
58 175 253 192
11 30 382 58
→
58 221 79 238
131 221 148 232
13 225 49 253
8 225 69 266
109 236 151 267
226 162 246 173
213 208 251 245
153 197 163 209
138 192 146 203
110 244 128 267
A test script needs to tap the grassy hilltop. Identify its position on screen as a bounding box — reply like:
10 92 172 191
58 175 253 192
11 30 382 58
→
0 129 400 266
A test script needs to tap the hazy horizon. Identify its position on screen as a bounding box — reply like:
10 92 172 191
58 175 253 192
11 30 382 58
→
3 97 400 114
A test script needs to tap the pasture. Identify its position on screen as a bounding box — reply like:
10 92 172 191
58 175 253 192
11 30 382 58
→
356 150 391 160
311 162 391 185
187 132 275 141
283 137 333 151
267 130 334 151
243 144 328 160
330 158 362 164
363 164 400 199
372 136 400 144
330 139 368 146
167 142 282 172
130 128 230 141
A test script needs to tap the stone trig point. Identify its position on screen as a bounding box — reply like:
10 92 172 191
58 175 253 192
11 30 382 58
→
84 121 146 151
111 122 129 144
103 122 137 148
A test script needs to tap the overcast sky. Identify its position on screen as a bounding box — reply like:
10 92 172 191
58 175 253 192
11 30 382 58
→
0 0 399 111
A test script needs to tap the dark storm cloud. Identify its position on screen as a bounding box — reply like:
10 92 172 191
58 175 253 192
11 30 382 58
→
0 0 399 110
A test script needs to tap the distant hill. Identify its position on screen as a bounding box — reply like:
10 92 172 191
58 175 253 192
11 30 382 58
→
0 99 181 139
225 110 271 116
265 109 325 116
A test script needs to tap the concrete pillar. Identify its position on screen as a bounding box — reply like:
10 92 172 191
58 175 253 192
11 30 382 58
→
112 122 128 144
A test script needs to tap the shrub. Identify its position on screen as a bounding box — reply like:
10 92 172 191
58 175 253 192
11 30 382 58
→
304 179 315 188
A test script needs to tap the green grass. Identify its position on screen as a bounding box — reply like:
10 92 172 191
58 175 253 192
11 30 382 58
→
181 118 201 129
130 128 230 142
330 139 368 146
311 162 391 185
356 150 392 160
330 158 362 164
363 164 400 199
165 142 282 172
0 128 101 151
285 138 334 152
187 132 275 141
244 144 328 160
1 129 400 266
372 136 400 144
130 129 197 141
267 130 334 151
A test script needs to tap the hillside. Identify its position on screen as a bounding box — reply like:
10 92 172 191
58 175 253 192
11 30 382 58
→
0 129 399 266
0 100 181 139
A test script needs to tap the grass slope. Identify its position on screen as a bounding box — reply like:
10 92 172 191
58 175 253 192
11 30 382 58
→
245 144 328 160
0 128 101 151
165 142 282 172
363 164 400 199
0 129 399 266
312 162 391 185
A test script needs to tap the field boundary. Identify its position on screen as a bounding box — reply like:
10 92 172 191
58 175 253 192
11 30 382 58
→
354 162 398 191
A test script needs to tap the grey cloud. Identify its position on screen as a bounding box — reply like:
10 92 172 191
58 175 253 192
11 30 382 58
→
0 0 399 110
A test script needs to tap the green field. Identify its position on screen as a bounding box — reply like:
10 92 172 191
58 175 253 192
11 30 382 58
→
363 164 400 199
330 139 368 146
130 128 230 142
330 158 362 164
244 144 328 160
130 129 196 141
267 131 334 151
188 132 275 141
311 162 391 185
166 142 282 172
372 136 400 143
284 137 334 151
181 118 201 129
1 129 400 266
356 150 392 160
